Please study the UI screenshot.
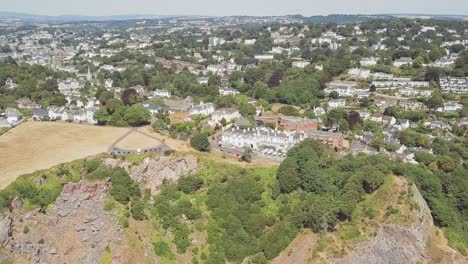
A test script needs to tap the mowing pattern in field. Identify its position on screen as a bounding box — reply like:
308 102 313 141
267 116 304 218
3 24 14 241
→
114 130 162 150
0 122 130 188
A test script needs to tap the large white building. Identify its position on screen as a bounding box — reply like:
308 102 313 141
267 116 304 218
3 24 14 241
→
221 126 302 155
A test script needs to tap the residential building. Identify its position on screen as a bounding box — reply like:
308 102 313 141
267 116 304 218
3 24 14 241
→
254 54 274 61
209 108 241 127
219 87 239 96
197 77 209 85
5 108 21 125
370 113 383 123
209 37 226 47
325 82 357 97
348 68 370 79
439 77 468 94
360 57 378 67
153 89 171 98
58 78 81 91
292 60 310 68
393 57 413 67
189 102 215 116
437 102 463 112
398 87 433 98
328 99 346 108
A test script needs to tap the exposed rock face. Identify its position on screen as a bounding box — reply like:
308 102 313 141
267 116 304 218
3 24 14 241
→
0 213 12 248
130 155 198 194
8 180 122 264
103 158 131 172
335 179 433 264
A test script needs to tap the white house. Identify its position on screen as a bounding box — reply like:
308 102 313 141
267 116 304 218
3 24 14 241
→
154 89 171 98
197 77 209 85
370 113 383 123
328 99 346 108
58 78 81 91
398 88 433 98
104 79 113 88
209 37 226 47
244 39 257 45
326 82 357 97
393 57 413 67
4 78 17 90
189 102 215 116
348 68 370 79
86 107 98 124
219 87 239 96
313 107 326 116
396 119 410 130
439 77 468 94
292 60 310 68
437 102 463 113
360 57 378 67
209 108 241 127
255 54 275 61
5 108 21 125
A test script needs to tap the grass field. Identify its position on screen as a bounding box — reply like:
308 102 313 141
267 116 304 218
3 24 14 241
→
114 131 162 150
0 122 130 189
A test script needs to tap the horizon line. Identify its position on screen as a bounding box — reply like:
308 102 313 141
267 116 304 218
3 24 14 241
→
0 10 467 19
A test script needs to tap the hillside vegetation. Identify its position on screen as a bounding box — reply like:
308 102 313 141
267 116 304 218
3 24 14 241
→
0 139 465 263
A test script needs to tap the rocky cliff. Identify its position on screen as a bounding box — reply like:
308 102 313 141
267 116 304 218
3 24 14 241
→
106 155 198 194
131 155 197 194
333 177 466 264
0 180 123 264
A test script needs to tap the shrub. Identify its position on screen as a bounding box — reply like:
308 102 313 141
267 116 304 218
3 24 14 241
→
130 199 146 220
190 133 210 152
153 241 172 257
178 176 203 194
110 168 140 204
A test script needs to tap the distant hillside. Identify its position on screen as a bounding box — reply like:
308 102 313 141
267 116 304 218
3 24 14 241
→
0 12 466 24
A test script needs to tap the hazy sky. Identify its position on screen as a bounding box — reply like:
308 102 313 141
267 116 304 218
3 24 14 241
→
1 0 467 17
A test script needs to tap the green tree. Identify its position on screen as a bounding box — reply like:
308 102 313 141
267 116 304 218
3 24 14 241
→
190 133 210 152
123 105 150 127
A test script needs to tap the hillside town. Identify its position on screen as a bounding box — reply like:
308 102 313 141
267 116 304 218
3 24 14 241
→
0 2 467 262
0 15 467 164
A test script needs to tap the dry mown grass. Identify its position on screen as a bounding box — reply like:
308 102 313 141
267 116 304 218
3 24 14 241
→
114 131 162 150
0 121 130 189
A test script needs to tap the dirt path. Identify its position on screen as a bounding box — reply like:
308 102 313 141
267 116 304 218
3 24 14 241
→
107 128 136 152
